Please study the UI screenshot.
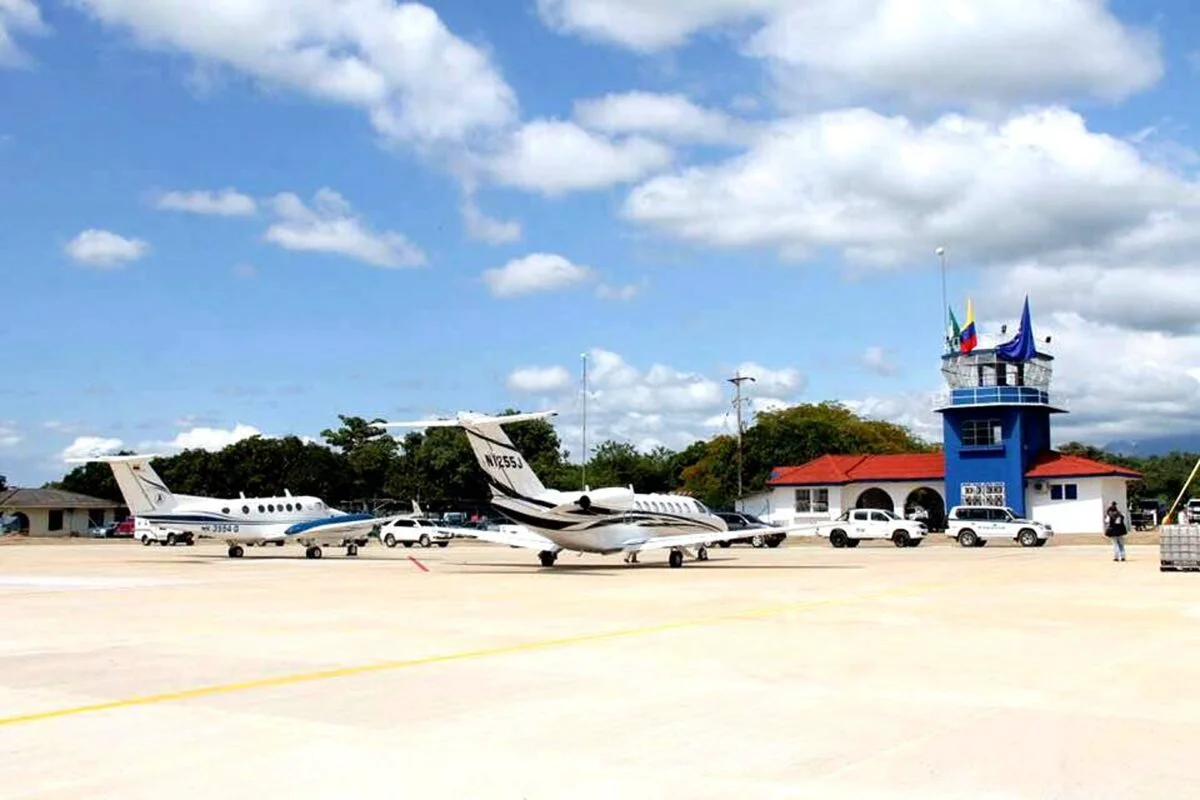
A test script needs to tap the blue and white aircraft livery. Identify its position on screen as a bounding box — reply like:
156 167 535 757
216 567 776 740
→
387 410 786 569
88 455 380 559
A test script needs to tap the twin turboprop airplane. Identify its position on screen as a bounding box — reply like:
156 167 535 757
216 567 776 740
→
87 455 381 559
386 410 737 568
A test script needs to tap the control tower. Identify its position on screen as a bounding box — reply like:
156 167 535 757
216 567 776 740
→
934 298 1063 517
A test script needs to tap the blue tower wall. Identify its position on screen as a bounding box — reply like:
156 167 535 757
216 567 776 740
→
941 406 1052 517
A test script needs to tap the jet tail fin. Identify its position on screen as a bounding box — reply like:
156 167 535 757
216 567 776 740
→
77 455 178 515
387 411 556 501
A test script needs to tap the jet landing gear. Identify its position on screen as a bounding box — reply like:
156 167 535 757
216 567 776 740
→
227 544 245 558
668 549 684 568
305 546 323 559
538 550 557 567
623 551 640 564
345 543 359 557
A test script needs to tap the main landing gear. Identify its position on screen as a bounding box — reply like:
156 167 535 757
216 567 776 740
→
345 543 359 557
305 546 323 559
538 550 558 567
227 544 244 558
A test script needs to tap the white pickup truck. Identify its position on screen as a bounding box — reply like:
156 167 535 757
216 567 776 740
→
815 508 927 548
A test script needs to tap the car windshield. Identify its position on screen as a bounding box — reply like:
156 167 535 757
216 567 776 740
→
741 514 766 525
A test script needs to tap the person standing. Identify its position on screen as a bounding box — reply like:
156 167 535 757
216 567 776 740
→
1104 501 1127 562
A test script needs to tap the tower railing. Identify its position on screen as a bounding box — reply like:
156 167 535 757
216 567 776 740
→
931 387 1068 410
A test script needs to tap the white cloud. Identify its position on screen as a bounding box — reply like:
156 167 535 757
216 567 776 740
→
265 188 425 268
65 229 150 268
734 362 806 397
155 188 257 216
0 0 47 67
0 423 20 447
461 191 521 244
482 119 673 196
537 1 1160 107
482 253 595 298
73 1 516 147
748 0 1162 109
154 424 263 452
60 436 124 462
843 394 943 445
624 106 1200 268
595 280 645 301
536 0 774 51
508 366 573 393
573 91 748 145
860 346 898 376
510 348 806 458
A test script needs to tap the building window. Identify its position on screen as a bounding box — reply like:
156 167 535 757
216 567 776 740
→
961 419 1002 447
1050 483 1077 501
961 482 1005 506
794 488 829 513
48 509 64 531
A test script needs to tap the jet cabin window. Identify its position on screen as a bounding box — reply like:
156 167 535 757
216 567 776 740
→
242 506 249 514
221 507 230 514
258 505 265 513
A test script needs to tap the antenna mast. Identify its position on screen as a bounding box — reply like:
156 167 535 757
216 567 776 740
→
727 371 756 505
581 352 588 491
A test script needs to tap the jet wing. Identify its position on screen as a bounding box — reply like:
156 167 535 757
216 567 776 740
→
455 525 558 551
284 514 381 539
624 531 729 552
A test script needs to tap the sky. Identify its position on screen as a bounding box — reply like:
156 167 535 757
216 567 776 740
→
3 0 1200 486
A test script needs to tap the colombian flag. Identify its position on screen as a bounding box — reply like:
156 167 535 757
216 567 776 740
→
960 298 978 353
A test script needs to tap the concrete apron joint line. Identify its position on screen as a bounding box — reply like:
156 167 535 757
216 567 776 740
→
0 572 1001 729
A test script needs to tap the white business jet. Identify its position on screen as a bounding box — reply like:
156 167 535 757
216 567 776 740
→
86 455 381 559
385 411 733 568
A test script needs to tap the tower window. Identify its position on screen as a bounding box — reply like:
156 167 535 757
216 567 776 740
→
962 419 1002 447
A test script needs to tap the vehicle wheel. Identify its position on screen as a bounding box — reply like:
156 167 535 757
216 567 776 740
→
751 534 765 548
766 535 784 548
141 535 151 546
718 541 731 548
845 539 861 548
383 533 397 548
437 541 449 548
892 530 911 548
166 533 176 546
957 529 978 548
402 541 412 548
538 550 557 567
906 537 922 547
697 546 709 561
346 544 359 557
1018 528 1039 547
668 549 684 568
419 534 431 548
227 544 244 558
829 529 848 548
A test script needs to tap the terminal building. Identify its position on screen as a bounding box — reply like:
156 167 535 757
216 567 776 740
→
745 298 1142 535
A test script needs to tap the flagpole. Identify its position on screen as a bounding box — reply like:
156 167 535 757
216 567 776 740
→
936 246 947 348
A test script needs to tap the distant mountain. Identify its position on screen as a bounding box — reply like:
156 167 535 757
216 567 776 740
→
1104 434 1200 457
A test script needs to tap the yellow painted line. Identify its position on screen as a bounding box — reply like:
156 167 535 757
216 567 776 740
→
0 578 961 728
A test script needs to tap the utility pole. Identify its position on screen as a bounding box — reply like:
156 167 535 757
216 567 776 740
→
727 371 756 506
580 352 588 491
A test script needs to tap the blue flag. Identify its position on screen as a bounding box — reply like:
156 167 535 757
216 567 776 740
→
996 296 1036 362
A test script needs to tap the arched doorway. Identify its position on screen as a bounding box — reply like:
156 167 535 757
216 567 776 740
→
855 488 895 512
905 487 945 531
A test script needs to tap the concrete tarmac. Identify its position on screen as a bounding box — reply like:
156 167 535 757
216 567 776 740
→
1 538 1197 799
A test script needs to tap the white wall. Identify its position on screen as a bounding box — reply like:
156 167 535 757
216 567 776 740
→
1026 477 1129 534
759 482 945 526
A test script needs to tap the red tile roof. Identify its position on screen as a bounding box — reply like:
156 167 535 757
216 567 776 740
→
768 453 945 486
768 450 1142 486
1025 452 1142 480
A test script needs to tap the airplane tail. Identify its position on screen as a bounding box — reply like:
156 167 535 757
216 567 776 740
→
86 455 178 515
387 411 555 501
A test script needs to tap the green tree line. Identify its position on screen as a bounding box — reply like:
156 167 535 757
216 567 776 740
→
44 403 1198 514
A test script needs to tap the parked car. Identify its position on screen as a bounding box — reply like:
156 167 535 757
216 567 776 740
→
111 518 136 538
944 505 1052 548
378 517 452 548
711 511 786 548
814 508 927 548
136 519 194 546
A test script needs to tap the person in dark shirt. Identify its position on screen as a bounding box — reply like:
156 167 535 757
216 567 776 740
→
1104 502 1127 562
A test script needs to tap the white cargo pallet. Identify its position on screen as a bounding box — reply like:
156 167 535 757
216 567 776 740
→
1160 525 1200 572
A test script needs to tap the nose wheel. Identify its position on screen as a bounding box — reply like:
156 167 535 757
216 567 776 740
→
227 544 244 558
696 546 708 561
668 549 684 568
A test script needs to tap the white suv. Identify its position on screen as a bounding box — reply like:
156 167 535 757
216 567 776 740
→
946 505 1052 548
379 518 452 548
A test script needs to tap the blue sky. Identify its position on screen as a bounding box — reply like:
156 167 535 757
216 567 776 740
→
3 0 1200 485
